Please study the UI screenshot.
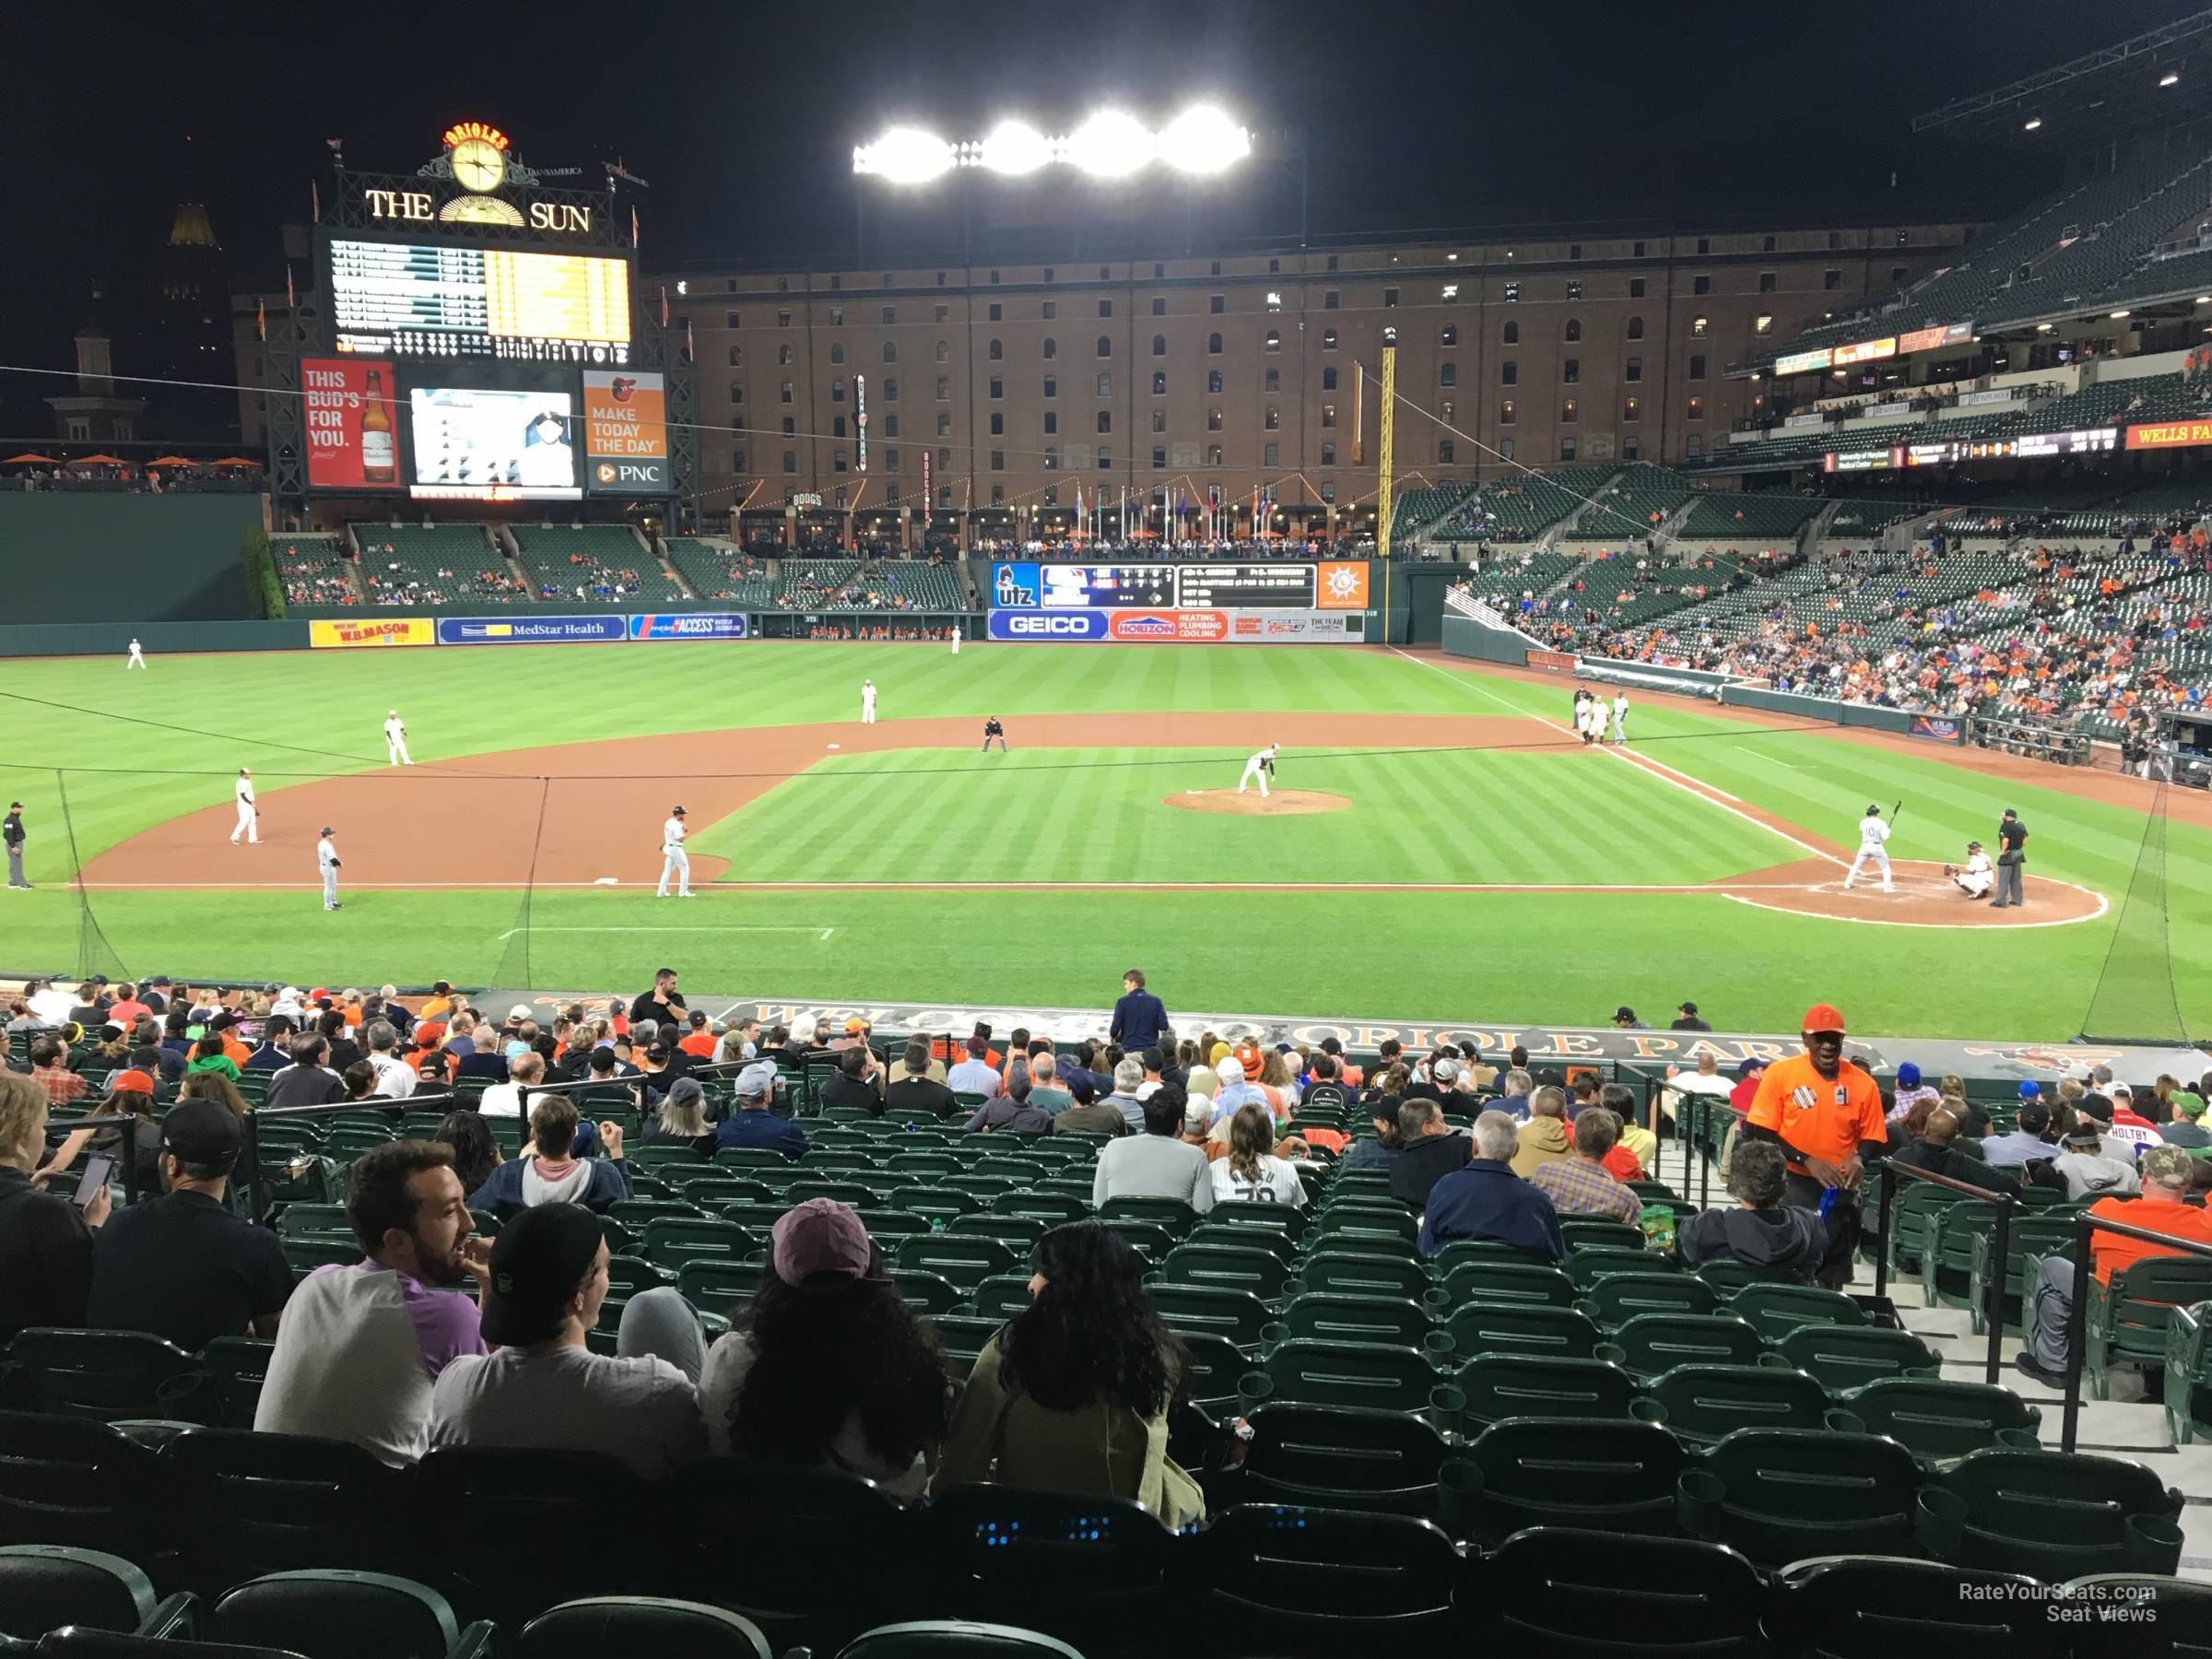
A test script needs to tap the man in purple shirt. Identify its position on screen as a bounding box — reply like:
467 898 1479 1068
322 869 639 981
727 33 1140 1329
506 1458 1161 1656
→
254 1141 491 1465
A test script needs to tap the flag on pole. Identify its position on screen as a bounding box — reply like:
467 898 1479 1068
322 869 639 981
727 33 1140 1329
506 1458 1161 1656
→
685 316 695 360
311 180 321 223
1353 362 1366 465
631 206 641 249
254 300 265 342
285 265 295 310
660 286 670 326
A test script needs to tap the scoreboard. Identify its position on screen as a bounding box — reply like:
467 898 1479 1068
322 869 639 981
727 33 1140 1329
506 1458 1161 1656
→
991 561 1367 610
1175 563 1320 609
327 238 632 363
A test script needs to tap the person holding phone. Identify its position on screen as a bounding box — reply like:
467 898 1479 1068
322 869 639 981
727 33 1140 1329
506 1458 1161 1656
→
0 1073 108 1343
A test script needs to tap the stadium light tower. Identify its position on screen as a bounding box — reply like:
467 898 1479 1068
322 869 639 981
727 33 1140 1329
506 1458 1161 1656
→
853 107 1252 181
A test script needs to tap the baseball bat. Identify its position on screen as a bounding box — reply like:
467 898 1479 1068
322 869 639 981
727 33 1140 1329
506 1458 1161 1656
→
1889 799 1902 832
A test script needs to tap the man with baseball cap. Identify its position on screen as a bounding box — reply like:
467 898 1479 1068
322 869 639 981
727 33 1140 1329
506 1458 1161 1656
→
1669 1002 1711 1032
87 1099 290 1349
2019 1143 2212 1387
1981 1099 2058 1168
716 1064 809 1157
428 1203 704 1477
315 827 341 912
1743 1004 1888 1287
4 801 29 889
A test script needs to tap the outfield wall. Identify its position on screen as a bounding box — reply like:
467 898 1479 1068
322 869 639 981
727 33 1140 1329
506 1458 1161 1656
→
0 494 265 623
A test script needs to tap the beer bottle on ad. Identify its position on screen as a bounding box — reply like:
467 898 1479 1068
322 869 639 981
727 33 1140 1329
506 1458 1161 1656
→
361 370 396 484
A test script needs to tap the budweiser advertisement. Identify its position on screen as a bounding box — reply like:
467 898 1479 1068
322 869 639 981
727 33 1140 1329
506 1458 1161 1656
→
301 357 402 491
582 371 671 494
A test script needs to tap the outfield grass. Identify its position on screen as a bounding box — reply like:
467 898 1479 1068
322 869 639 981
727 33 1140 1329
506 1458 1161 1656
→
0 640 2203 1039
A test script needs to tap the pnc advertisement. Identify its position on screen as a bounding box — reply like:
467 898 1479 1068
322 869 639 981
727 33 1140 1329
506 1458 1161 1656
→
582 371 671 494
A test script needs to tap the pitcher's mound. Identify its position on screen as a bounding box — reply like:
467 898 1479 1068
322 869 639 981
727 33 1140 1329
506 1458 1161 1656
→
1166 789 1351 817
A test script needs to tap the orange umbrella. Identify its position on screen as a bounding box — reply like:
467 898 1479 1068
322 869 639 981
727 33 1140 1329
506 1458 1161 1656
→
206 456 261 468
3 453 59 465
67 453 129 467
147 455 202 468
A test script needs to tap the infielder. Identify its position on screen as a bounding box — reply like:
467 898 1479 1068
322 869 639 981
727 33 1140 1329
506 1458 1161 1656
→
982 715 1007 753
230 769 259 845
1842 804 1894 893
657 806 693 898
861 679 877 724
1610 689 1630 745
1238 743 1279 797
316 827 342 912
1946 841 1994 899
383 710 413 767
125 638 146 670
1576 691 1602 747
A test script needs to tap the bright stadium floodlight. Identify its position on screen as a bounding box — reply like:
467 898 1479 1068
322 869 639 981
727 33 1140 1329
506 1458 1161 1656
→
1157 106 1251 173
853 128 955 183
2162 71 2183 87
1065 111 1155 176
976 119 1053 174
2023 116 2043 131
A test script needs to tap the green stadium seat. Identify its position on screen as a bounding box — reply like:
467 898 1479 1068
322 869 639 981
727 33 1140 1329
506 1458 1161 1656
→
1931 1447 2183 1580
1679 1429 1929 1567
1594 1312 1763 1382
1289 1251 1441 1308
1887 1184 1983 1278
1440 1301 1602 1362
1835 1378 2042 1464
519 1598 771 1658
418 1449 651 1627
1967 1212 2077 1337
1194 1204 1307 1244
1175 1331 1251 1413
0 1546 171 1642
1190 1505 1461 1651
602 1255 673 1301
1261 1294 1443 1358
1439 1260 1578 1309
785 1180 874 1207
1768 1556 2063 1659
945 1213 1045 1251
159 1428 416 1595
1559 1218 1645 1253
888 1269 964 1317
1143 1284 1273 1350
1565 1247 1679 1291
1309 1204 1420 1250
930 1316 1006 1372
2053 1574 2212 1659
922 1487 1176 1650
851 1207 935 1241
2087 1256 2212 1401
1440 1418 1686 1547
1155 1244 1292 1301
1453 1354 1651 1437
641 1218 753 1273
1772 1324 1940 1391
893 1235 1018 1295
1211 1404 1449 1518
1724 1282 1865 1345
208 1570 493 1659
4 1329 208 1425
1097 1218 1179 1261
2165 1300 2212 1447
1465 1527 1767 1657
1181 1222 1298 1264
1690 1257 1808 1293
280 1237 360 1280
197 1336 276 1430
0 1413 157 1554
273 1203 349 1238
1576 1271 1721 1331
1096 1196 1199 1238
1642 1362 1841 1445
986 1193 1089 1225
888 1187 982 1227
677 1259 764 1313
1239 1339 1461 1428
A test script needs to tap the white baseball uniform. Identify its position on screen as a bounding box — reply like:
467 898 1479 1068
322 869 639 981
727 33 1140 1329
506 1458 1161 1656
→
861 682 877 724
1954 849 1994 899
316 836 341 910
126 639 146 669
1611 692 1629 743
231 776 258 844
1843 814 1893 892
383 714 413 766
951 630 960 655
657 815 692 897
1239 747 1276 797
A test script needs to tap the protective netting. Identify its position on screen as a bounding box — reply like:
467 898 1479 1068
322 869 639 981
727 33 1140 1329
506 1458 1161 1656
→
2078 781 2189 1045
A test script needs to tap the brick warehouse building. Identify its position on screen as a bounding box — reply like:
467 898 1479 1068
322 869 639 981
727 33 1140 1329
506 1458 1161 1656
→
659 218 1969 543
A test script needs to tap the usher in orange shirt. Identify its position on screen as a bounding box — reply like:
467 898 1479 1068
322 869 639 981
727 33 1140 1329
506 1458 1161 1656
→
1747 1053 1888 1170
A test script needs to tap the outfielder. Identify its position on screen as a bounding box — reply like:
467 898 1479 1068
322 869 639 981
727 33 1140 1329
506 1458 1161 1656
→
1611 689 1630 745
316 827 342 912
861 680 877 724
657 806 693 898
383 710 413 767
125 638 146 670
230 769 259 845
1842 804 1894 893
1238 743 1278 797
1946 841 1994 899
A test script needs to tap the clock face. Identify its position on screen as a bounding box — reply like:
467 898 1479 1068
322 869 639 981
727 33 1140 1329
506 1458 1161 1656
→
450 137 505 193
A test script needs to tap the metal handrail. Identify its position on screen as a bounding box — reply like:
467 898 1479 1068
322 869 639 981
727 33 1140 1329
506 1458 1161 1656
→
1872 1158 2018 1386
2060 1211 2212 1452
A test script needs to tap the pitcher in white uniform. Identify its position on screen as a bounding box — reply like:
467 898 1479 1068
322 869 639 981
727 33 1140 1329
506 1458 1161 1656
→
1947 841 1994 899
657 806 692 898
1842 804 1893 893
1610 690 1630 745
383 711 413 767
861 680 877 724
316 827 342 912
1238 743 1278 797
230 769 259 844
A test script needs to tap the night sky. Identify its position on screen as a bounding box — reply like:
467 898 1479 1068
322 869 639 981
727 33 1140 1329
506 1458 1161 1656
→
2 0 2196 430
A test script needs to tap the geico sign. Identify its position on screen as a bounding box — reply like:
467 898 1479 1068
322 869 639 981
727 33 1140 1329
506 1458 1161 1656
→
989 607 1106 641
1010 616 1091 633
